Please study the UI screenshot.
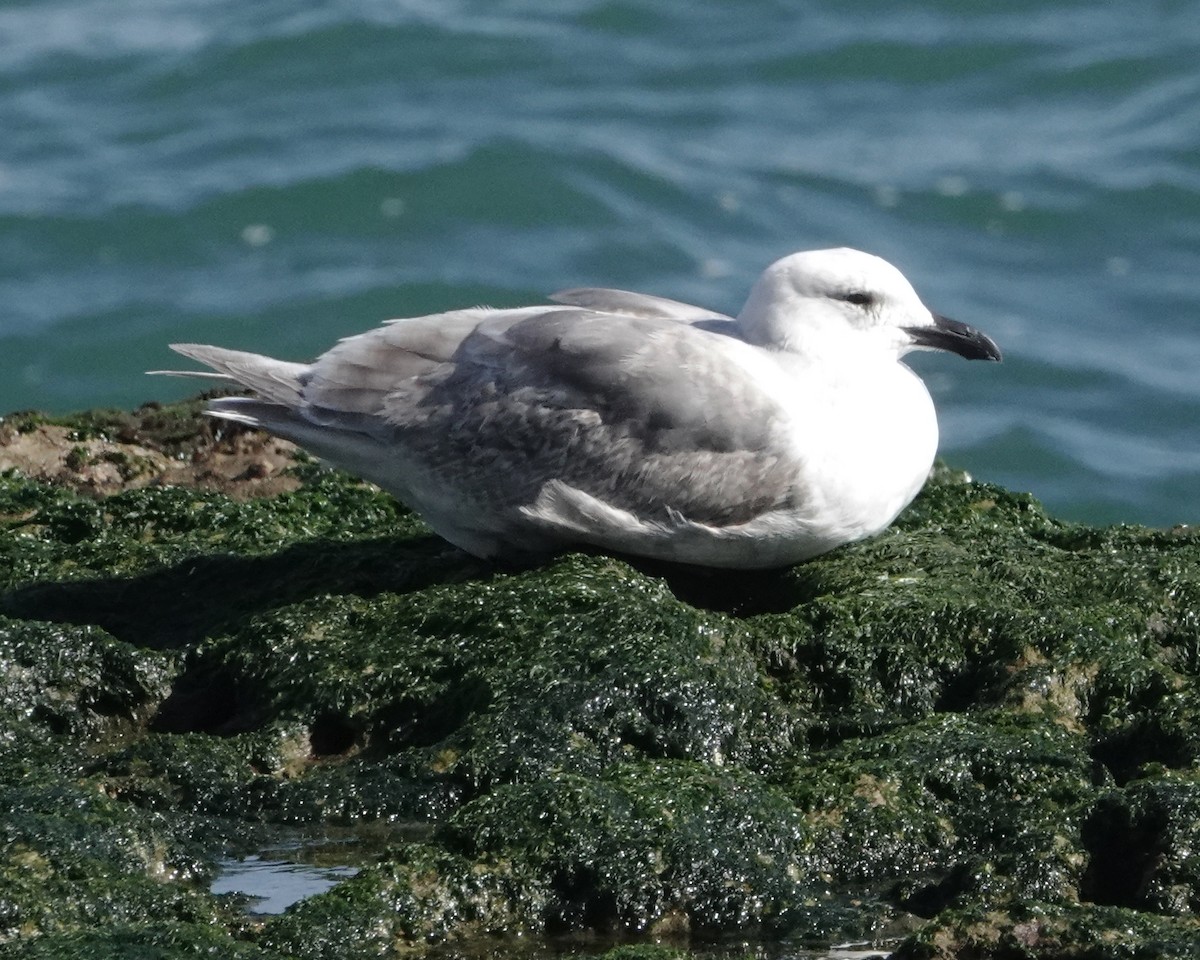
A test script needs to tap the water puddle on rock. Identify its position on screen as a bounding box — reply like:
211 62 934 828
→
211 855 358 914
210 822 431 916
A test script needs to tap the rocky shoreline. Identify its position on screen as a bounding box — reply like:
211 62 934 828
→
2 400 1199 958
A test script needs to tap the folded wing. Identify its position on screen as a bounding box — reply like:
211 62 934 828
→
161 301 803 557
378 308 801 530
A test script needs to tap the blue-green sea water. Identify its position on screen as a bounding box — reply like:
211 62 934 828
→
2 1 1197 526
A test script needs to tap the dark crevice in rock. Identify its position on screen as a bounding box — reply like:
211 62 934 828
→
933 663 1007 712
1080 793 1167 908
625 559 811 616
895 863 976 919
150 662 254 735
1091 723 1195 787
545 868 620 933
309 712 359 757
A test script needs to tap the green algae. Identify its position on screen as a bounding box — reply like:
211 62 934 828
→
3 404 1200 957
10 926 278 960
787 712 1094 909
1 617 174 741
444 760 814 933
260 843 553 958
1 466 425 582
894 901 1200 960
197 558 792 776
0 755 246 949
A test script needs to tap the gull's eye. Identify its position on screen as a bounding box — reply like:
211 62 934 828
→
836 291 876 308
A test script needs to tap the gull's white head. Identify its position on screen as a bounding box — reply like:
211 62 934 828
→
737 247 1001 363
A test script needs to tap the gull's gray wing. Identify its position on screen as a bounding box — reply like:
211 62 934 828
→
550 287 734 323
298 309 489 420
166 305 803 556
381 309 801 529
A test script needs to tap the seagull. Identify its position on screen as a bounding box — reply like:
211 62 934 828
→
155 248 1000 569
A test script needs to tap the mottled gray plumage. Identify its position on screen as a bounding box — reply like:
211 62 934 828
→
388 309 800 527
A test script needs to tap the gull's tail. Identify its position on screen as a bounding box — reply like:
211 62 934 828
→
149 344 388 480
152 343 308 408
149 343 320 440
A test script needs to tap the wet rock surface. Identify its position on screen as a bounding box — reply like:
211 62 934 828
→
2 400 1199 958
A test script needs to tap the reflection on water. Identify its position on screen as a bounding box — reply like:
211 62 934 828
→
211 855 358 915
209 821 431 915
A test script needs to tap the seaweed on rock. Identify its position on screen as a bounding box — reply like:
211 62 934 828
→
2 403 1200 958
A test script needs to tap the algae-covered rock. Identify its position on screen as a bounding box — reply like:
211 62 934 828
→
3 400 1200 958
444 760 812 932
1081 772 1200 915
260 843 552 958
894 901 1200 960
1 617 174 741
787 712 1094 908
0 739 252 952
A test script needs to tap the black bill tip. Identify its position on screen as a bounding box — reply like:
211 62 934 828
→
905 314 1003 362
